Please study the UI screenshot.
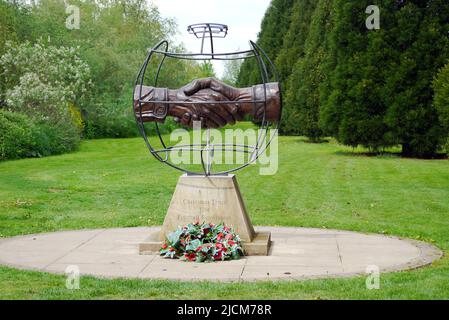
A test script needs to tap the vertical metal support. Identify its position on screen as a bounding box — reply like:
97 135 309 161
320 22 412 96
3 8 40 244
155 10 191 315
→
200 27 206 54
208 24 214 59
206 128 210 175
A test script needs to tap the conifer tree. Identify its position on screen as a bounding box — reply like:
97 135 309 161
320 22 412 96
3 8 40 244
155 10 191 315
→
319 1 395 150
274 0 317 88
383 0 449 157
320 0 449 155
433 62 449 135
282 0 333 138
237 0 294 87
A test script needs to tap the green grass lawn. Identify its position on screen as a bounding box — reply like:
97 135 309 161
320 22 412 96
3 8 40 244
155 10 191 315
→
1 134 449 299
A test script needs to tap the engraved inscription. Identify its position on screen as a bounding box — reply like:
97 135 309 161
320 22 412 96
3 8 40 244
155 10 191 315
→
176 214 229 223
182 199 225 207
178 198 225 214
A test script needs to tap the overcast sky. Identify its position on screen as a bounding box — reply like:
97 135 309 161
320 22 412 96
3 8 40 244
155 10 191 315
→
151 0 272 77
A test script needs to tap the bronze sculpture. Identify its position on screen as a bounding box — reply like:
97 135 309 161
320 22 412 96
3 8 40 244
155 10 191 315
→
135 23 281 255
134 78 281 128
133 24 282 175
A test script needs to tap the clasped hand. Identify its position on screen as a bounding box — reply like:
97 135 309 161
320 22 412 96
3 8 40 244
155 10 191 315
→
168 78 244 128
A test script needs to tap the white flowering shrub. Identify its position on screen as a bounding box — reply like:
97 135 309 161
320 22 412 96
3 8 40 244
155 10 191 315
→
0 40 89 159
0 40 91 124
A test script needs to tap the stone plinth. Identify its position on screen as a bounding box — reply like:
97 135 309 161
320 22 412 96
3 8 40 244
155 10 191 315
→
139 174 270 255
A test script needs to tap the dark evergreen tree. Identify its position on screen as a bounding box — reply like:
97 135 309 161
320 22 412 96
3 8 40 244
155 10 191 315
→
274 0 317 88
319 1 396 150
237 0 294 87
383 0 449 157
433 62 449 136
320 0 449 156
282 0 333 138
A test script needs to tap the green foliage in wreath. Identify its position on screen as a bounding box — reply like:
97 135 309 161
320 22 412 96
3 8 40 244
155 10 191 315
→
160 221 244 262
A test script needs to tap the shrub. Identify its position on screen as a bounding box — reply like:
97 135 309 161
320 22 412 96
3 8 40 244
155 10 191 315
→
83 100 139 139
0 110 80 160
1 40 91 123
433 62 449 156
0 40 88 159
32 121 80 157
433 62 449 135
445 139 449 155
83 93 180 139
0 110 36 160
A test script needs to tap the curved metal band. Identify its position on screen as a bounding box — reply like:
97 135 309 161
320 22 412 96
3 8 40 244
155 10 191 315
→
133 39 282 176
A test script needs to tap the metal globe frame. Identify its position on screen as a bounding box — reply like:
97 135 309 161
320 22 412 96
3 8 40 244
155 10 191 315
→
133 23 282 176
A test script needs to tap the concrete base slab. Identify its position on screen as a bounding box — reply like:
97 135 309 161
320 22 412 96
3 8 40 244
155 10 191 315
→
242 231 271 256
139 231 163 255
0 226 442 282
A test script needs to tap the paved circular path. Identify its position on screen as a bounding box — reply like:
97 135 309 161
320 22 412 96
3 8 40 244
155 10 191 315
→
0 227 441 281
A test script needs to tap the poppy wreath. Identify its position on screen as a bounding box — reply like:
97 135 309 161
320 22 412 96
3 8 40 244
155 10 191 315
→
160 221 244 262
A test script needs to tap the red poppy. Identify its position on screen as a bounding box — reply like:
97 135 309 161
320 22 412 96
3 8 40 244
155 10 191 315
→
195 246 203 252
184 253 196 261
162 243 168 249
214 250 223 260
228 240 235 246
169 247 175 252
215 242 223 249
217 232 224 240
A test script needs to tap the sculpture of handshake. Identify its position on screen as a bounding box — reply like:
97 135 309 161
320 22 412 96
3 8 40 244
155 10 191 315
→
134 78 280 129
